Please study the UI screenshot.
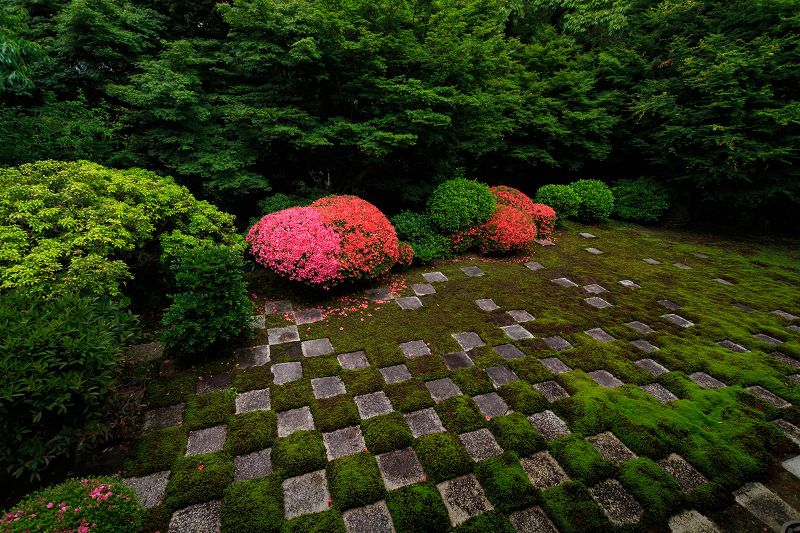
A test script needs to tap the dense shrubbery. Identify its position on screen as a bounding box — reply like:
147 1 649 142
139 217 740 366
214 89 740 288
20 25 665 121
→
391 211 451 263
1 477 142 532
452 205 537 254
1 291 139 480
159 245 252 354
535 184 581 224
427 179 495 233
613 178 672 223
569 179 615 223
490 185 557 239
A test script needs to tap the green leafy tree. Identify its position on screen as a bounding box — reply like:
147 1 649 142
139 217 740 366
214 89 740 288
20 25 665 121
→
0 6 48 91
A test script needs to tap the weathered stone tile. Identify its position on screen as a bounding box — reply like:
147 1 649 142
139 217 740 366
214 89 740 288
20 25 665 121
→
539 357 572 374
186 425 227 456
302 338 334 357
773 419 800 447
589 479 643 526
733 302 757 312
235 388 270 414
294 309 324 324
396 296 423 310
777 280 797 287
588 370 624 388
634 358 668 376
412 283 436 296
441 351 475 371
619 280 641 288
631 339 659 352
524 261 545 271
197 373 232 394
535 239 555 246
426 378 463 403
461 266 486 277
585 297 612 308
753 333 783 345
657 453 706 492
338 351 370 370
580 232 596 238
235 345 270 369
380 365 412 384
712 278 734 286
643 258 662 264
493 344 526 360
789 374 800 386
528 411 571 441
745 385 791 408
123 471 169 508
668 509 722 533
788 325 800 333
543 336 574 352
404 408 445 438
311 376 346 399
586 432 637 465
520 451 569 490
453 332 486 351
774 310 800 320
782 456 800 481
265 300 293 314
663 314 694 328
692 252 709 258
376 448 425 490
583 283 608 294
770 351 800 368
673 263 692 269
585 247 603 254
323 426 366 461
354 392 394 419
508 507 560 533
459 429 503 462
128 342 164 362
472 392 509 418
283 470 330 520
733 482 799 533
250 315 266 329
423 271 448 283
343 500 396 533
168 500 222 533
688 372 726 389
277 407 314 438
534 381 570 402
626 321 654 334
436 474 494 527
716 340 749 353
475 298 500 311
142 404 184 435
272 362 302 385
640 383 678 403
399 340 431 358
268 325 300 345
508 310 535 322
233 448 272 483
485 365 519 388
658 299 682 311
366 288 393 302
551 277 578 288
501 324 534 340
585 328 615 342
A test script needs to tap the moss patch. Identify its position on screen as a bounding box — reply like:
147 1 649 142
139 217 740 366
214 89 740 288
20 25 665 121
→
271 380 314 412
327 451 387 510
143 373 194 408
488 412 547 456
452 366 495 396
414 432 473 483
407 354 449 380
272 430 327 478
183 390 235 430
385 380 436 413
435 396 486 434
386 482 451 533
233 365 272 392
499 380 548 415
548 434 616 487
342 368 383 396
542 480 611 532
455 510 515 533
220 474 283 533
361 412 414 454
312 396 360 433
284 509 346 533
163 451 234 509
618 458 685 525
225 410 277 456
474 452 540 513
122 426 186 477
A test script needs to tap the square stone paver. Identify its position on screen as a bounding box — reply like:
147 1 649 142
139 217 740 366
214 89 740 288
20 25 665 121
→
475 298 500 311
529 411 571 441
168 500 222 533
272 362 302 385
733 302 756 312
734 482 799 533
643 258 661 264
426 378 463 403
774 419 800 448
585 247 603 255
619 280 641 288
377 448 425 490
774 310 800 320
380 364 412 384
323 426 366 460
452 332 486 351
589 370 624 388
753 333 783 345
486 365 519 388
423 271 448 283
493 344 526 360
525 261 545 271
712 278 734 286
590 479 643 526
404 408 445 438
783 456 800 481
459 428 503 461
788 325 800 333
277 406 314 437
128 342 165 362
631 339 659 352
412 283 436 296
534 381 570 402
283 470 329 520
668 511 722 533
235 388 270 414
692 252 709 258
123 471 169 508
442 351 475 370
585 328 615 342
338 351 370 370
268 325 300 345
717 340 749 353
235 345 270 369
142 404 184 435
745 385 791 408
663 313 694 327
585 297 612 308
311 376 346 399
354 391 394 419
501 324 534 340
688 372 726 389
508 507 560 533
294 309 324 324
233 448 272 483
535 239 555 246
343 500 395 533
396 296 423 310
461 266 485 277
539 357 572 374
265 300 293 314
250 316 266 329
634 358 669 376
657 453 707 492
366 288 393 301
399 340 431 358
770 351 800 368
436 474 494 527
302 338 334 357
472 392 509 418
551 277 578 288
586 432 637 465
626 321 654 334
508 310 535 322
584 284 608 294
777 280 798 287
658 299 682 311
186 425 227 456
640 383 678 403
543 336 574 352
197 373 232 394
673 263 692 269
521 451 570 490
580 232 596 238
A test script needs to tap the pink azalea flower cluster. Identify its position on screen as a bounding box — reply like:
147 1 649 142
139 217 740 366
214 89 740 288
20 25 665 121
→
397 242 414 267
451 204 537 254
490 185 555 239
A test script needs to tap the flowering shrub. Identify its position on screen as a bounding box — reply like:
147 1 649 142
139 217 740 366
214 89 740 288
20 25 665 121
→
530 203 556 239
490 185 556 239
451 205 537 254
1 477 142 533
427 178 495 232
397 242 414 267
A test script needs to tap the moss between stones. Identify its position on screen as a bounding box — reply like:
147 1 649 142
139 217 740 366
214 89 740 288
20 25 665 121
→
541 480 611 533
414 432 473 483
122 426 187 477
548 434 617 487
327 451 387 511
499 380 548 415
140 505 171 533
341 368 383 396
183 390 235 431
488 412 547 456
225 410 277 456
303 355 342 379
474 452 540 513
455 510 516 532
435 395 486 434
271 380 314 412
618 458 685 525
232 365 272 392
451 366 494 396
312 396 360 433
385 481 451 533
407 354 449 381
143 372 194 408
369 347 407 368
507 357 553 384
361 412 414 454
283 509 346 533
385 380 436 413
163 451 234 509
271 429 327 478
220 474 283 533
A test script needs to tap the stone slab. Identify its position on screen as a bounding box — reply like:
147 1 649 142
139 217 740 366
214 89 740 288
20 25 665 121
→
436 474 494 527
585 297 612 308
790 375 800 386
453 332 486 351
585 247 603 254
233 448 272 483
692 252 709 258
323 426 366 461
534 381 570 402
634 358 669 376
412 283 436 296
754 333 783 345
461 266 486 277
235 345 270 369
399 340 431 358
277 406 314 438
668 510 722 533
584 284 608 294
788 325 800 333
631 339 659 352
508 507 560 533
354 392 394 419
589 479 643 526
493 344 526 360
268 325 300 345
338 351 370 370
586 432 637 465
589 370 624 388
733 302 756 312
626 321 654 334
658 299 682 311
196 373 232 394
619 280 641 288
404 407 445 438
476 298 500 311
486 365 519 388
551 277 578 288
128 342 164 362
580 232 596 238
520 451 569 490
123 470 169 509
673 263 692 269
777 280 798 287
343 501 396 533
657 453 707 492
508 309 535 322
302 338 334 357
265 300 293 314
543 336 574 352
524 261 545 271
186 425 227 456
528 410 571 441
774 310 800 320
426 378 463 403
782 456 800 480
235 388 270 414
422 272 448 283
712 278 734 286
640 383 678 403
472 392 510 418
142 404 184 435
585 328 615 342
688 372 727 389
501 324 534 340
380 365 412 384
733 482 799 533
377 448 425 490
366 288 393 302
441 352 476 371
717 340 750 353
539 357 572 374
535 239 555 246
643 258 662 264
771 351 800 368
311 376 346 399
396 296 423 310
283 470 330 520
294 309 324 324
773 419 800 447
663 313 694 327
272 362 302 385
745 385 791 408
459 428 503 462
168 500 222 533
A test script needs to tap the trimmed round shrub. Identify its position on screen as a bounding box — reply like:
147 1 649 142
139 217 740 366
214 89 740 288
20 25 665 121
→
491 185 555 239
390 211 451 263
1 477 142 532
612 177 672 222
530 204 556 239
535 184 580 224
569 179 614 223
451 205 537 254
427 178 495 233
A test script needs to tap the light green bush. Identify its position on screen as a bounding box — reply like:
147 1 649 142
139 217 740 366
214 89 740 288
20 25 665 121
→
569 179 614 223
426 178 495 233
535 184 580 223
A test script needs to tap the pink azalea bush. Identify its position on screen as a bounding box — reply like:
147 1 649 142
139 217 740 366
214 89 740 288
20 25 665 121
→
451 204 537 254
1 477 141 533
397 242 415 268
491 185 555 239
